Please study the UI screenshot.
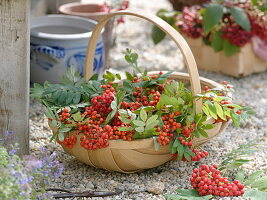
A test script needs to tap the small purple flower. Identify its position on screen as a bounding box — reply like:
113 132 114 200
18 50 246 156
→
4 130 14 140
9 149 17 156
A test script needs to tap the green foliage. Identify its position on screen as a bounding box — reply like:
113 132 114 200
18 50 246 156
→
164 189 212 200
152 9 179 44
243 188 267 200
230 6 251 31
211 30 223 52
219 138 266 171
203 4 224 33
223 39 240 56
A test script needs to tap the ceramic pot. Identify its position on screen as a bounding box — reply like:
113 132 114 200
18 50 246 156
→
30 15 105 84
59 3 115 68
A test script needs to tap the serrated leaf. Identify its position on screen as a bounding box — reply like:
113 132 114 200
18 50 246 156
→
118 116 132 124
243 188 267 200
111 100 117 110
135 126 145 133
153 137 160 152
244 171 265 186
173 137 180 148
177 143 185 161
203 4 224 33
186 147 195 157
140 109 147 121
230 110 241 127
125 72 134 81
51 120 57 127
118 127 134 131
230 6 251 31
198 128 209 138
72 111 84 122
214 102 226 120
123 80 133 94
252 176 267 191
58 132 65 142
59 127 72 133
202 124 215 130
205 100 217 119
133 120 145 127
235 170 245 182
211 30 223 52
104 110 117 125
202 106 210 117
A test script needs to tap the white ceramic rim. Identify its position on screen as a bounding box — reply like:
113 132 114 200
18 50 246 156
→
30 14 104 40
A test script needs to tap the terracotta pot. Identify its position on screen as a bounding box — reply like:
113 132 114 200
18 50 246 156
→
59 3 115 68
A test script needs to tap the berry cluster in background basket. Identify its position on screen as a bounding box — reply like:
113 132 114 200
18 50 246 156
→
153 0 267 56
30 49 254 163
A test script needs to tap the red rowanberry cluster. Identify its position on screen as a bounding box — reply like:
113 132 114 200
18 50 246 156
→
190 164 245 197
58 135 77 149
222 23 252 47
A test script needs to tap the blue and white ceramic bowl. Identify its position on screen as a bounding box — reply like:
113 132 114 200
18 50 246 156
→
30 15 105 84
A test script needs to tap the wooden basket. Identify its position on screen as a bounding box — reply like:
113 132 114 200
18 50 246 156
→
53 10 230 173
184 36 267 77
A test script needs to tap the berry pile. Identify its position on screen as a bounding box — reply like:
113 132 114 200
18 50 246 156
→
190 164 245 197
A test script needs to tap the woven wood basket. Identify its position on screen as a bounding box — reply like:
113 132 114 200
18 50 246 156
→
184 36 267 77
52 10 230 173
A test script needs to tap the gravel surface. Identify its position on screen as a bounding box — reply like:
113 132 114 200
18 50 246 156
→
30 0 267 199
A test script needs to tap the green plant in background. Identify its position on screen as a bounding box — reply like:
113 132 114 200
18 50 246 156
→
152 0 267 56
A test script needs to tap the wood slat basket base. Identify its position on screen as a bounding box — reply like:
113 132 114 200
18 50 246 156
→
53 72 229 173
184 37 267 77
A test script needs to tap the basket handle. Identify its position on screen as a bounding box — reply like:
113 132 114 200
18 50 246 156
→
84 10 202 113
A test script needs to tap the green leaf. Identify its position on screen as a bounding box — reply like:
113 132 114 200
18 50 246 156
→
203 4 224 33
211 30 223 52
140 109 147 121
230 6 251 31
173 137 180 148
135 126 145 133
118 127 134 131
243 188 267 200
58 132 65 142
133 120 145 127
51 120 57 128
152 25 166 44
153 137 160 152
214 102 226 120
198 128 209 138
72 111 84 122
123 80 133 94
164 189 213 200
223 39 240 56
177 143 185 161
244 170 265 186
202 106 210 117
104 110 117 125
230 110 241 127
235 170 245 182
111 100 117 110
59 127 72 133
118 116 132 124
89 73 98 80
202 124 215 130
252 176 267 191
205 101 218 119
125 72 134 81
